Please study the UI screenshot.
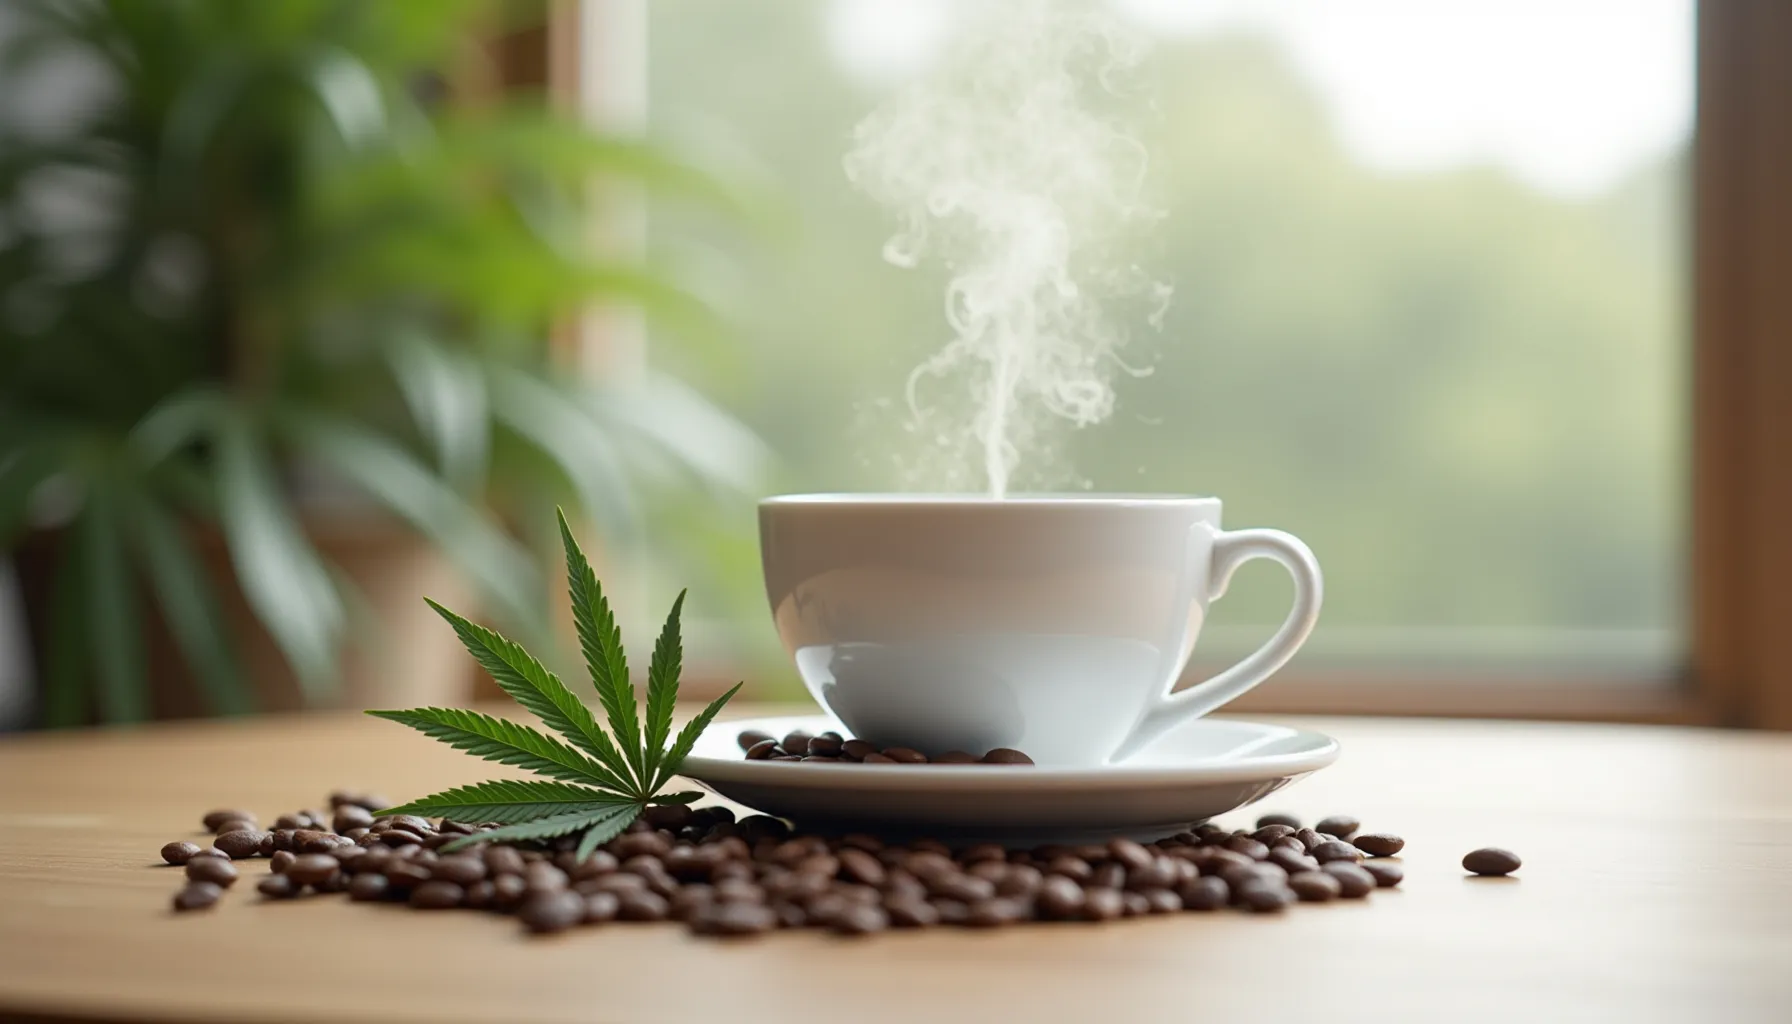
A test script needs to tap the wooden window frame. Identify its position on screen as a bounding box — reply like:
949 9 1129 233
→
520 1 1792 728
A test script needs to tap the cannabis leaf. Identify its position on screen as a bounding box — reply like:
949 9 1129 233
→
370 508 741 856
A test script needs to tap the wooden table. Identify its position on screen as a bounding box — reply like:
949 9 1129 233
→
1 707 1789 1023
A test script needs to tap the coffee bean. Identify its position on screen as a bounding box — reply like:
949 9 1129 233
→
1316 815 1361 839
262 851 295 875
1177 875 1228 911
1036 875 1086 919
484 846 526 877
430 855 487 886
860 752 896 763
702 900 779 935
1141 888 1181 914
1108 838 1154 871
805 733 844 758
838 847 886 887
997 864 1043 898
407 880 463 909
1287 871 1341 902
1238 881 1295 913
745 739 780 760
173 881 224 911
329 791 388 811
1125 859 1177 892
829 902 888 935
1251 824 1297 845
185 856 238 886
1223 836 1271 861
212 829 267 860
840 739 877 761
930 898 970 925
1255 812 1302 829
1362 861 1404 888
1353 832 1405 857
161 841 203 866
1082 887 1125 921
1120 891 1151 917
1321 862 1376 898
981 748 1034 765
524 862 569 893
966 898 1027 927
285 854 340 887
201 809 255 832
1463 847 1521 876
737 729 775 752
347 873 390 901
885 895 941 928
290 829 338 854
1312 840 1363 864
1045 856 1092 883
933 750 978 763
1268 847 1319 874
212 819 256 838
882 746 928 764
332 806 375 833
257 873 301 899
519 890 586 933
928 874 996 903
775 730 811 756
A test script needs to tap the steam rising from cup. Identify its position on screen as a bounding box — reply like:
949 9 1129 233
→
844 0 1169 498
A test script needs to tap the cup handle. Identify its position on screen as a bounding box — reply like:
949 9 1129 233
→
1113 525 1323 762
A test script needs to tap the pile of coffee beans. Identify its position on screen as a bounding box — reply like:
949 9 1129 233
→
739 728 1034 765
162 799 1520 935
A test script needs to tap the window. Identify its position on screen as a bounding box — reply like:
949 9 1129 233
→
616 0 1699 715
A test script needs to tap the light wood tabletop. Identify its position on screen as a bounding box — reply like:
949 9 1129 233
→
0 705 1789 1023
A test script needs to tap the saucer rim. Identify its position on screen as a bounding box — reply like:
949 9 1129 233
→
679 714 1340 792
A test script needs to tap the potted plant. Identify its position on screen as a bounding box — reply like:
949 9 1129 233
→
0 0 763 725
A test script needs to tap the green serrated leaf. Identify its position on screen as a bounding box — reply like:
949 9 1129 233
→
556 509 643 788
378 778 634 823
652 682 742 792
444 802 638 851
642 589 684 784
572 805 641 861
365 707 632 792
425 598 640 795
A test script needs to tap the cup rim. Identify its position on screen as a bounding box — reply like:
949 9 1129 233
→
760 493 1219 508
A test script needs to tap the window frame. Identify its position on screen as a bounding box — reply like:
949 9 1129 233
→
528 0 1790 728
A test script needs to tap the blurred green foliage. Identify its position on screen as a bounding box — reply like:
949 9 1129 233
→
0 0 762 724
646 1 1683 680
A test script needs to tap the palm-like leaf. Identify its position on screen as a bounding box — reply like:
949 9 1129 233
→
447 803 638 852
556 509 644 788
367 707 632 791
425 599 638 792
380 779 635 823
643 590 686 784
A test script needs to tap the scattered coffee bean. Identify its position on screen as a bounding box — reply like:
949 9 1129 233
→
213 818 256 837
1312 840 1363 864
781 731 813 756
161 841 203 866
518 890 586 933
348 873 391 901
173 881 224 911
1316 815 1361 839
882 746 928 764
1463 847 1521 877
1255 812 1302 830
411 880 466 909
1237 881 1295 913
185 856 238 887
1288 871 1341 902
737 729 774 752
981 748 1034 765
1082 887 1125 921
702 900 779 935
284 854 340 887
268 850 297 874
1321 862 1376 898
1251 823 1297 845
1177 875 1229 911
1363 861 1404 888
1353 832 1405 857
861 752 896 764
744 739 780 760
806 733 844 757
1224 836 1271 861
201 809 255 832
333 805 375 833
840 739 877 761
213 829 269 860
257 874 300 899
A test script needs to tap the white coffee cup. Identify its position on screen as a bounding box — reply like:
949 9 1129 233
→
759 495 1322 766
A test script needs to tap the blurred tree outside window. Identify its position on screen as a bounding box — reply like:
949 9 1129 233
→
639 0 1690 694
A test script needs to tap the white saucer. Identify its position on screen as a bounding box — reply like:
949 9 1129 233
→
679 714 1339 845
